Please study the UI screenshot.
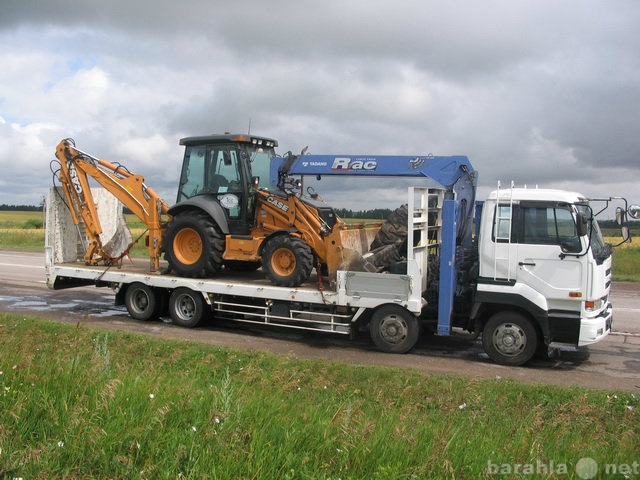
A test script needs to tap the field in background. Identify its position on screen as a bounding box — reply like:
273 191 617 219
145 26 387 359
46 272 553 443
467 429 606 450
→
1 211 638 281
0 314 637 478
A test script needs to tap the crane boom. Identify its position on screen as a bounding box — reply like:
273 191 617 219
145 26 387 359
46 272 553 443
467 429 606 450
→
54 139 170 271
272 153 478 246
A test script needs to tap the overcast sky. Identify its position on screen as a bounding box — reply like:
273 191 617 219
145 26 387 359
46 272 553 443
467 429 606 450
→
1 0 639 216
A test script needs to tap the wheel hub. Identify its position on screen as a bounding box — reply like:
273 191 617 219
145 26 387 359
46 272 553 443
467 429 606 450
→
272 248 296 276
132 291 149 312
379 316 408 345
173 228 202 265
175 294 196 320
492 323 526 356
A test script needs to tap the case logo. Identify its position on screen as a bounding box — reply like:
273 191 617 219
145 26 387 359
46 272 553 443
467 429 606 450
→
266 196 290 212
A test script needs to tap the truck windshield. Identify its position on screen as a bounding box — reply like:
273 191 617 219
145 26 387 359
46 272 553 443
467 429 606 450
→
576 204 611 263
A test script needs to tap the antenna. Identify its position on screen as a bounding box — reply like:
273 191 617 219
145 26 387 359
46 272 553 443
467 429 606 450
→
248 118 252 135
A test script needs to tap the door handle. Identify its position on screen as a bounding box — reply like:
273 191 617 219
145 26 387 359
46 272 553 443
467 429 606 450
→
519 262 536 266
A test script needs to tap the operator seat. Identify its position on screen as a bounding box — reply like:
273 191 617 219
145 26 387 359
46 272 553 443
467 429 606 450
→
208 174 228 193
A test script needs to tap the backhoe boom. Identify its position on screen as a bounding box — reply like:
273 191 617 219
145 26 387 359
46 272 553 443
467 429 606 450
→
54 139 170 271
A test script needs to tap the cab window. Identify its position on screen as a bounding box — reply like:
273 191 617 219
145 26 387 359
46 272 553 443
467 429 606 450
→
521 205 580 252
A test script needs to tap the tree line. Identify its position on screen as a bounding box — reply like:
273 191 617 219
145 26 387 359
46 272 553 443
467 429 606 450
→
334 208 393 220
0 204 42 211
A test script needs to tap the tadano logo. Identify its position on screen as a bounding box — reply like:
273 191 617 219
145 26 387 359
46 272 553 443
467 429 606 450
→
301 161 327 167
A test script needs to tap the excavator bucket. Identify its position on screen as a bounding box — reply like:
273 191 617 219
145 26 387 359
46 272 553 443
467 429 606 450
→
101 213 133 259
46 187 132 264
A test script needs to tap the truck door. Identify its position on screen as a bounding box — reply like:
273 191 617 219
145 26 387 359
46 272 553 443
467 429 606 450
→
515 202 585 311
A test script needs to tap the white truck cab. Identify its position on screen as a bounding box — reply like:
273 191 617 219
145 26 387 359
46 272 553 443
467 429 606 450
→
475 187 613 363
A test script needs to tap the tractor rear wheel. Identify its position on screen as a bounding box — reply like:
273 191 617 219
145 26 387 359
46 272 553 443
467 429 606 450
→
164 210 225 277
261 235 313 287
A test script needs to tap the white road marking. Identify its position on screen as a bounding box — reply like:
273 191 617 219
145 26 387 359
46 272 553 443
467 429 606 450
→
0 262 43 269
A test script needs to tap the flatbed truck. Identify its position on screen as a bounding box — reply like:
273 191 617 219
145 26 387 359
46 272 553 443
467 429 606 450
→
45 179 636 365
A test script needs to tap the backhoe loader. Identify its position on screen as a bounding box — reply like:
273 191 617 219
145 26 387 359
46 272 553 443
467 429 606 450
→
53 135 347 287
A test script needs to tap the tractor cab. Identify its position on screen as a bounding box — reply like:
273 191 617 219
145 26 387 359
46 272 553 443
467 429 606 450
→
176 134 279 234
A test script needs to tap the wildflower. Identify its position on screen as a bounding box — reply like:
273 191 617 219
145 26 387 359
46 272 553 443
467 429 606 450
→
57 441 64 448
458 403 467 410
191 426 197 432
213 417 221 424
627 405 634 411
149 393 155 399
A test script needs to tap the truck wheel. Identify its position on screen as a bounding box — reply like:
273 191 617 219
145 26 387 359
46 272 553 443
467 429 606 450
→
168 287 207 328
482 311 538 366
369 305 420 353
261 235 313 287
124 282 160 321
164 210 224 278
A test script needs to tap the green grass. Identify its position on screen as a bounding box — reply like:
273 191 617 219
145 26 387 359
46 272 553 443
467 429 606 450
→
608 237 640 282
0 210 44 229
0 314 638 479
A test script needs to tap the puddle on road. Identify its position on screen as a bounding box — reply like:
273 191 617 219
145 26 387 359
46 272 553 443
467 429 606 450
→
0 293 127 318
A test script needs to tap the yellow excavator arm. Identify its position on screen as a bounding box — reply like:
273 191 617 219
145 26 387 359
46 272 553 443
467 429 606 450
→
54 139 170 271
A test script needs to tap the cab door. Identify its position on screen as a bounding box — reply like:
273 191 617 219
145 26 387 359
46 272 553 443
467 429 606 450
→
515 202 585 311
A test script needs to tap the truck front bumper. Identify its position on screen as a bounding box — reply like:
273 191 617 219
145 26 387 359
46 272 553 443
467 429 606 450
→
578 303 612 347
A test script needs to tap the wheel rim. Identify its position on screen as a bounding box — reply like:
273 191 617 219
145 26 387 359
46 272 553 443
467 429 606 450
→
174 293 196 321
378 314 408 345
131 289 150 314
173 228 202 265
271 247 297 277
491 323 526 357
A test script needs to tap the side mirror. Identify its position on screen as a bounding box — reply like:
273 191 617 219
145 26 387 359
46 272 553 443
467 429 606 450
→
617 207 631 243
629 205 640 220
576 212 589 237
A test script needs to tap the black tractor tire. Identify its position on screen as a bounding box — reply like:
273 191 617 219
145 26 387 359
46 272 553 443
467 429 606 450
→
370 204 408 250
163 210 225 278
261 235 313 287
124 282 161 321
168 287 207 328
482 311 538 366
369 304 421 353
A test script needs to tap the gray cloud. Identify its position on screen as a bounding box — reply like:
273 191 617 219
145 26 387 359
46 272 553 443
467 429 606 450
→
0 0 639 215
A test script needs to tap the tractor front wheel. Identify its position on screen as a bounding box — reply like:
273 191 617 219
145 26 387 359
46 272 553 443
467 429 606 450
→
261 235 313 287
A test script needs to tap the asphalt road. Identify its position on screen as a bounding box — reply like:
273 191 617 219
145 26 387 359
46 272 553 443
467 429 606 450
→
1 249 639 392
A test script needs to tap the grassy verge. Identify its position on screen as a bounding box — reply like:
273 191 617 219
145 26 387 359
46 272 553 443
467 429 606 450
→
608 237 640 282
0 314 637 479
